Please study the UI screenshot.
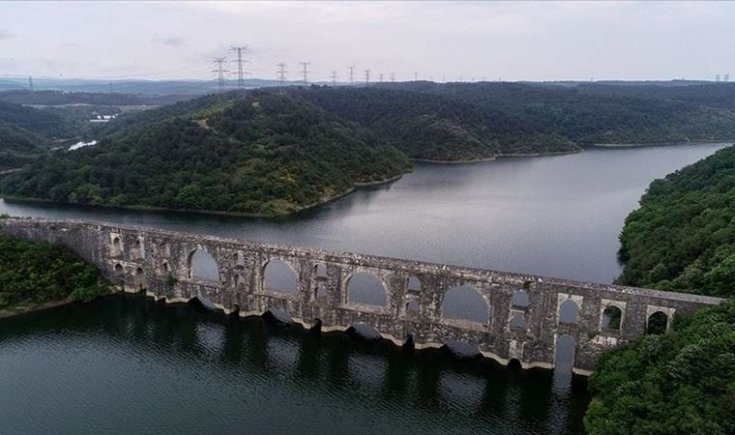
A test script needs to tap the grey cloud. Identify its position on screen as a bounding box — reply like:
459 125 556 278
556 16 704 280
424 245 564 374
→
152 35 186 47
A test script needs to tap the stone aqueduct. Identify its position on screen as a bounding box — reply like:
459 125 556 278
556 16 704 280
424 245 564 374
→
0 218 724 375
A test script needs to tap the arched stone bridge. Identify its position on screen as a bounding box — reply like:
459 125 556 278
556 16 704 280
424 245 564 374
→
0 218 723 375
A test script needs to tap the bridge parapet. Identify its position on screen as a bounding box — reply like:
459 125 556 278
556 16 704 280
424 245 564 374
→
0 217 723 374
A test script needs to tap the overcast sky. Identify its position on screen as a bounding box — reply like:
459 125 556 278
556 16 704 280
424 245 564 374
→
0 1 733 83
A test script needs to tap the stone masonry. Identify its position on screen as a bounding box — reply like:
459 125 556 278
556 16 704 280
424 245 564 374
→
0 218 724 375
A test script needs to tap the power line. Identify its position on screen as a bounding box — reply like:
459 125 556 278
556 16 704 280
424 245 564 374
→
299 61 311 84
212 57 229 92
231 45 249 88
330 70 338 86
277 62 287 86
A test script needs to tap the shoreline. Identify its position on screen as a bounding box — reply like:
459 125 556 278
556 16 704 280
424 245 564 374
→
0 298 76 320
1 173 406 219
412 149 581 164
590 140 734 149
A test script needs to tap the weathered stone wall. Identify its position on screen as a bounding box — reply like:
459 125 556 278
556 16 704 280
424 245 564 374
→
0 217 724 374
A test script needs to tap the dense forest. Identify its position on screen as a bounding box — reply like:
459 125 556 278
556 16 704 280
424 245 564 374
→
0 92 411 216
3 82 735 213
0 100 86 169
0 233 110 312
616 145 735 296
585 299 735 434
290 87 578 160
0 89 186 107
375 82 735 147
586 144 735 433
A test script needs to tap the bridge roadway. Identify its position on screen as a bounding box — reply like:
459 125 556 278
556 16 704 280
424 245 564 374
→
0 218 723 375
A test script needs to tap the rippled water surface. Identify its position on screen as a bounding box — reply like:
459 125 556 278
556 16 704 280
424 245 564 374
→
0 297 590 434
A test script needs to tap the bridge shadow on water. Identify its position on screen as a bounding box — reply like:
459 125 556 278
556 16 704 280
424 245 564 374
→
0 294 591 434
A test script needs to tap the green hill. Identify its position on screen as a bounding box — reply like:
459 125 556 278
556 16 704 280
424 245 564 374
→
616 144 735 297
0 91 411 216
0 100 85 170
373 82 735 147
289 86 578 161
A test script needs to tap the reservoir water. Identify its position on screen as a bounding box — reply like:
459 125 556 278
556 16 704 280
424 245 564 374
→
0 143 729 433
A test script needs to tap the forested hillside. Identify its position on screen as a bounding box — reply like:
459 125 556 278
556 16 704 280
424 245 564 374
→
585 299 735 434
0 92 411 216
0 233 110 313
0 101 83 169
586 144 735 433
616 145 735 296
375 82 735 147
290 87 578 160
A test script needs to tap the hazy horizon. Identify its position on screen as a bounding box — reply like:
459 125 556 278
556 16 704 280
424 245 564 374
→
1 1 734 83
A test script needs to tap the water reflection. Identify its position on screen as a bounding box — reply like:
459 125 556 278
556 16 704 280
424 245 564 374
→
0 295 591 434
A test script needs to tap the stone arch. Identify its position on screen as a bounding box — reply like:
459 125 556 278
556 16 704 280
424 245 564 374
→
509 314 527 331
554 334 576 373
508 358 522 370
114 263 123 272
111 235 122 257
646 311 669 335
131 238 144 260
511 289 530 309
558 298 579 325
441 284 490 324
407 276 421 292
134 266 145 289
347 272 387 306
160 260 170 274
602 305 623 330
234 273 246 288
188 248 220 283
263 258 298 293
406 298 420 316
314 263 328 278
314 282 327 300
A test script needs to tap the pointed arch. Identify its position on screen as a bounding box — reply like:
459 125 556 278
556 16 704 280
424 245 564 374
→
559 299 579 324
646 311 669 335
442 284 490 324
347 272 387 306
189 248 220 283
263 259 298 293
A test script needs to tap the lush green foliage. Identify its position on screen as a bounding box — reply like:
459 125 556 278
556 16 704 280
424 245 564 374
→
0 234 110 310
0 92 411 215
617 145 735 296
290 86 578 160
584 299 735 434
377 82 735 147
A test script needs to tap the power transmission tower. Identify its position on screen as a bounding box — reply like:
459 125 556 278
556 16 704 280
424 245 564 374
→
414 71 418 81
231 46 249 88
28 76 33 92
277 62 288 87
108 82 113 93
212 57 229 91
379 73 384 82
299 62 311 84
330 70 338 86
348 65 355 84
365 69 370 84
391 73 395 82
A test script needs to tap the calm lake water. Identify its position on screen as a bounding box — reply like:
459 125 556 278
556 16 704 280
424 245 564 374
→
0 143 729 434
